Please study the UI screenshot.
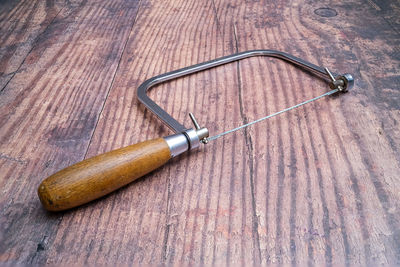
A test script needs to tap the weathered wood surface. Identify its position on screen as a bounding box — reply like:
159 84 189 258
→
1 0 399 265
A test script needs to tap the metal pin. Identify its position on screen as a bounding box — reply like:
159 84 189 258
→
189 113 209 144
325 67 344 91
325 67 336 81
189 112 201 130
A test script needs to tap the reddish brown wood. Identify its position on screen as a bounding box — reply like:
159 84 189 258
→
0 0 141 263
0 0 399 265
38 138 171 211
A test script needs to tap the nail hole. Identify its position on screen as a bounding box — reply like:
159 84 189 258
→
314 7 338 17
36 242 45 252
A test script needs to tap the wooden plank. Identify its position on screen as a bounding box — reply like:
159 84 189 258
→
0 0 140 264
211 0 400 265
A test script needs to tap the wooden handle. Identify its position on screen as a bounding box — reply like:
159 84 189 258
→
38 138 171 211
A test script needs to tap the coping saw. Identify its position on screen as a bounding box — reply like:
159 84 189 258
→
38 50 354 211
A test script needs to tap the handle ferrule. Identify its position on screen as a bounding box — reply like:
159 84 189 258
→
164 133 189 157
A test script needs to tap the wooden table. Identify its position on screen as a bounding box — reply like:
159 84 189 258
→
1 0 399 265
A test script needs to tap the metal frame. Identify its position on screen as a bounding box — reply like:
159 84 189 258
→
137 49 353 133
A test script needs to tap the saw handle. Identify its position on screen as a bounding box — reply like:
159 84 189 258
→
38 138 171 211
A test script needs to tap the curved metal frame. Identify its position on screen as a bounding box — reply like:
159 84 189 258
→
137 49 346 133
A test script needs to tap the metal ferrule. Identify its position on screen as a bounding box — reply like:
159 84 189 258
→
183 129 200 150
164 127 209 157
164 133 189 157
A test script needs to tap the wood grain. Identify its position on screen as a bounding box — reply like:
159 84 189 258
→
0 0 64 90
0 0 141 263
0 0 399 265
